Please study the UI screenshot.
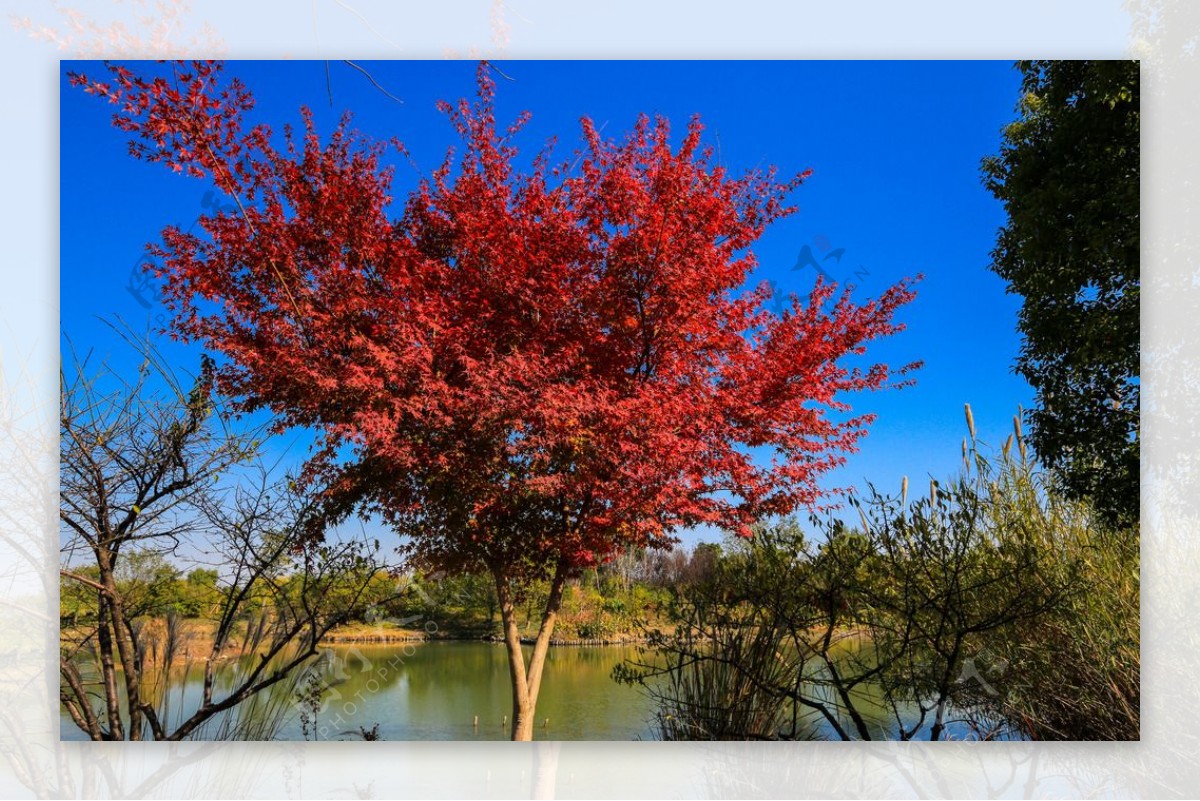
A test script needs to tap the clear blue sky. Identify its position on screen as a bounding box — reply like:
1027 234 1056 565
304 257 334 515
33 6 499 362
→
60 60 1033 549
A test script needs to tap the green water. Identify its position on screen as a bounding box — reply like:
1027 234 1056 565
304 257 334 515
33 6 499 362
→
60 640 987 741
305 642 655 741
61 641 656 741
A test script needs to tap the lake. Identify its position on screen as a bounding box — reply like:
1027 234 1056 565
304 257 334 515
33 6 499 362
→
61 641 658 741
302 642 656 741
60 640 988 741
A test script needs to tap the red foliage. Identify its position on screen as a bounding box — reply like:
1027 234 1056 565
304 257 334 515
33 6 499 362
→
72 61 920 580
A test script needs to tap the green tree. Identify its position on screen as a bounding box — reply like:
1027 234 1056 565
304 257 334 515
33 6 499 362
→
114 550 184 617
981 60 1140 527
180 568 222 618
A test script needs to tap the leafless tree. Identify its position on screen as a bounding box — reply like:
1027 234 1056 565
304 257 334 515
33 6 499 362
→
59 338 393 741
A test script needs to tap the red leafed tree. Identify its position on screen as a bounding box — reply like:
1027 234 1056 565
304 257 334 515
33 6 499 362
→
72 60 919 740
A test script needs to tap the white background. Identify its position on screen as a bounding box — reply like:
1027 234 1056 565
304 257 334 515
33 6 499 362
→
1 1 1195 797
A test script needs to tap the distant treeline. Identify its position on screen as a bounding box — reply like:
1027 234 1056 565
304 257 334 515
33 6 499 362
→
60 539 728 641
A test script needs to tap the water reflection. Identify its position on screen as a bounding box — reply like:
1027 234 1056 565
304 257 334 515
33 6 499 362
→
61 639 1001 742
61 642 658 741
317 642 656 741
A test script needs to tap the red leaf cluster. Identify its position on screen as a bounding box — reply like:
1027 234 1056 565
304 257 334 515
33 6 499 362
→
73 61 920 579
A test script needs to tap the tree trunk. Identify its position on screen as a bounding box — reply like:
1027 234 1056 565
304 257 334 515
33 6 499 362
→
95 547 146 740
94 594 124 740
494 560 569 741
929 635 964 741
496 578 532 739
105 577 146 740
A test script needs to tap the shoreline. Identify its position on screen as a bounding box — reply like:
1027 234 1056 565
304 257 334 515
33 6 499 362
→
61 619 655 665
320 629 648 647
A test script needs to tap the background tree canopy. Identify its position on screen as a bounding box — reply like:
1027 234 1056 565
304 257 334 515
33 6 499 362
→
982 59 1139 527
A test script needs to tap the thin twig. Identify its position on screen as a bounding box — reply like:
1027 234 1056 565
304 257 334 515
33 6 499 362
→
482 59 515 82
342 60 404 105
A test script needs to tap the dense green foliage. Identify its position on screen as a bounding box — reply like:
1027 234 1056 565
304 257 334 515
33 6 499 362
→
61 559 223 625
982 60 1140 527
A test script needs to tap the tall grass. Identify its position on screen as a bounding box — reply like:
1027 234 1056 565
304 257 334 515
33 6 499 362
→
984 524 1139 740
954 409 1140 740
643 604 798 741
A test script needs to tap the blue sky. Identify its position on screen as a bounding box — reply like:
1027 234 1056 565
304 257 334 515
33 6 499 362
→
60 60 1033 549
